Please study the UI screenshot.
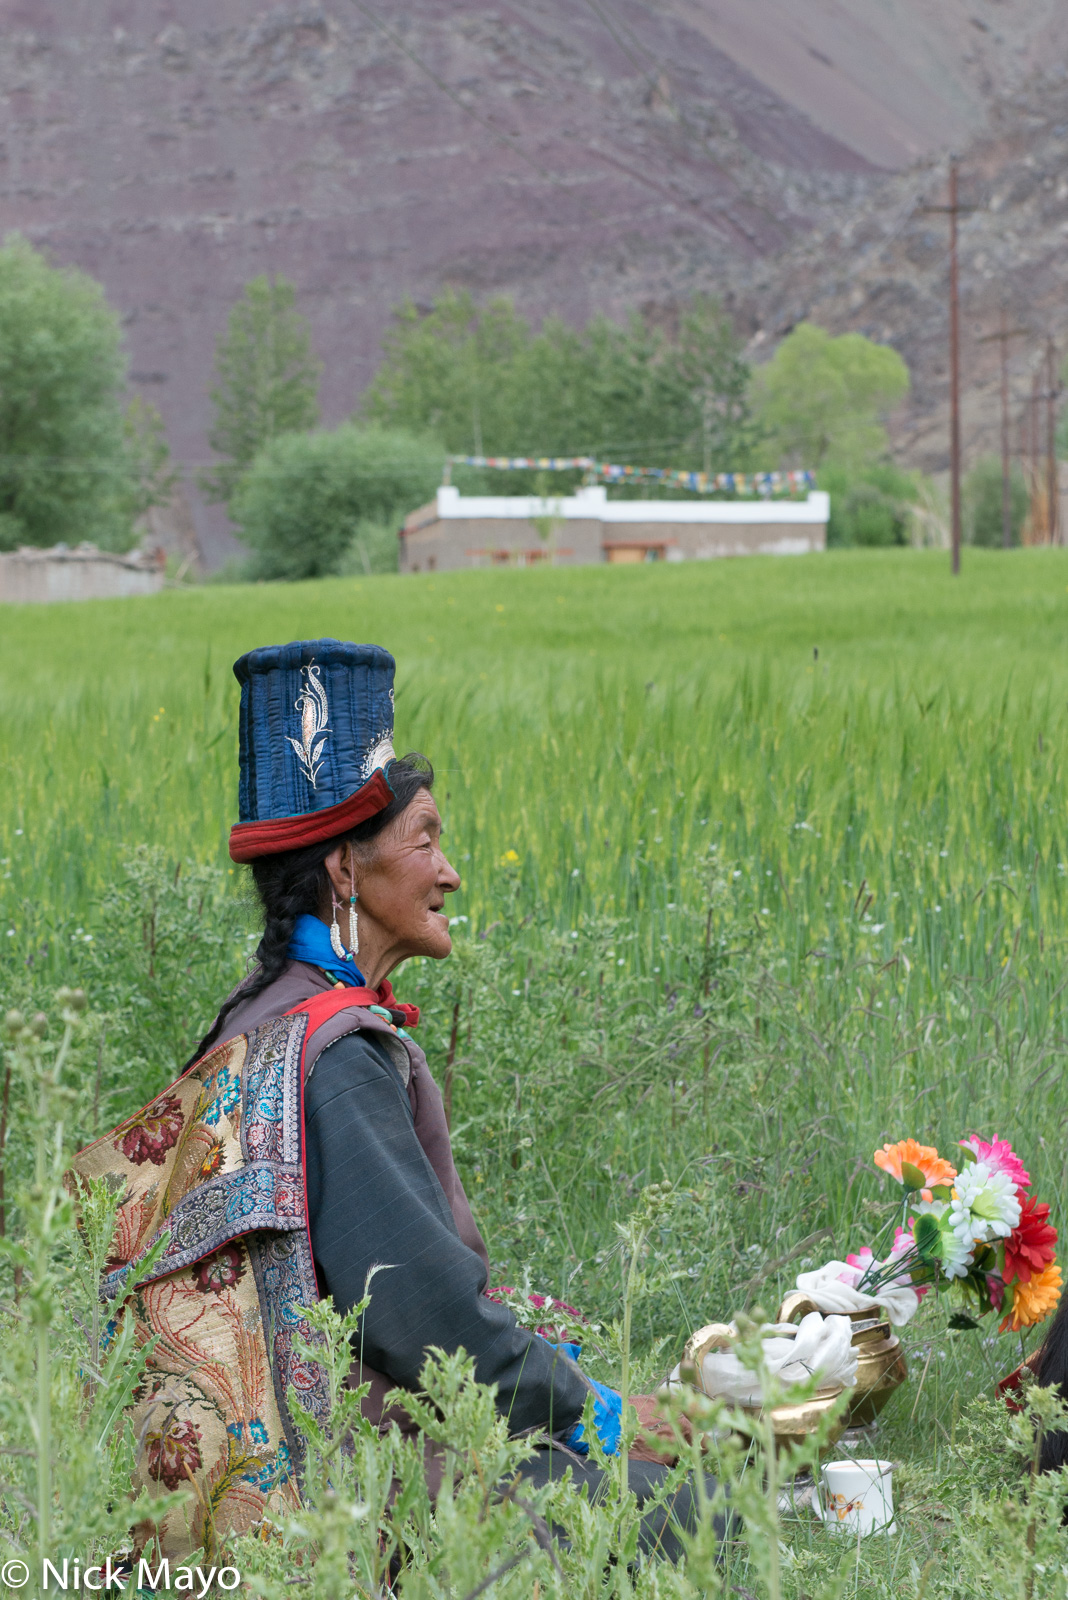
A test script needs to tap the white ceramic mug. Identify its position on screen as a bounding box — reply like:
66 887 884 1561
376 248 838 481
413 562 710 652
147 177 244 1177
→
818 1458 894 1535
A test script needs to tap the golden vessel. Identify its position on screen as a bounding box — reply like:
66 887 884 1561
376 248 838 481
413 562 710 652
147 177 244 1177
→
682 1322 848 1454
778 1293 908 1425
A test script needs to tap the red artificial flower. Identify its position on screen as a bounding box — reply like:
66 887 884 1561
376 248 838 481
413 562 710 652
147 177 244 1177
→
1003 1190 1058 1284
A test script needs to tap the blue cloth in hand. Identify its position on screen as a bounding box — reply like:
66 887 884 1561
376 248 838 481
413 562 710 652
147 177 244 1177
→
562 1378 623 1457
538 1337 582 1362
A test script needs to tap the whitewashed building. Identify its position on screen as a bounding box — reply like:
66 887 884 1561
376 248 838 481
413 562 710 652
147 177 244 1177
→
399 485 829 572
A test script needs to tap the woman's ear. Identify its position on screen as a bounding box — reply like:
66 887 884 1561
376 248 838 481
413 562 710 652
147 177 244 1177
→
321 844 348 907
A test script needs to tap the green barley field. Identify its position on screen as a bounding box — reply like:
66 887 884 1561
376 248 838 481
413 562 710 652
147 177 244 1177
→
4 546 1068 1593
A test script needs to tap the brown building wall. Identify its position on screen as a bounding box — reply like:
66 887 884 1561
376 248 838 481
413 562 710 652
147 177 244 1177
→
603 521 825 559
400 509 826 572
401 517 603 572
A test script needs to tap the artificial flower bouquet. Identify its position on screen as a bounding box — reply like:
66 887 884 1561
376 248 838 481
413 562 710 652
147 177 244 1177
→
797 1136 1061 1335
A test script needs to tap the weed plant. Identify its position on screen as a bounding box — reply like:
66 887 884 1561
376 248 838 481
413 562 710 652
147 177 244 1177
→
2 551 1068 1590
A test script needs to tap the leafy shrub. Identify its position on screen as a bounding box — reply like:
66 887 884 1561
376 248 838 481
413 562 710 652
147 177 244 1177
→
820 463 918 547
231 423 442 580
964 454 1029 547
335 516 404 575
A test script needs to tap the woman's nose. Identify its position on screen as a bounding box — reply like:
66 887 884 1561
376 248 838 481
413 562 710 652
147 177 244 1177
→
440 855 461 891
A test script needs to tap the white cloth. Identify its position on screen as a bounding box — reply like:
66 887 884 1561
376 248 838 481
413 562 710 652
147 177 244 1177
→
666 1312 857 1406
794 1261 920 1328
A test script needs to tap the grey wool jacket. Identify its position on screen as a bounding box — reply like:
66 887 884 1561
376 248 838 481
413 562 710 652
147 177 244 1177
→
211 962 589 1458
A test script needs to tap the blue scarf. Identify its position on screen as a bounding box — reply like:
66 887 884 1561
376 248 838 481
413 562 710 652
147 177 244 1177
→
288 913 367 987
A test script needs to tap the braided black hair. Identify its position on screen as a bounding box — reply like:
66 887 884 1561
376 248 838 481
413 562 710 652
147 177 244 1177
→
188 754 433 1065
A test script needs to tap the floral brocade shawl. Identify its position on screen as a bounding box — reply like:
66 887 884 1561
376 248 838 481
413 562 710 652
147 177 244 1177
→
70 1010 330 1560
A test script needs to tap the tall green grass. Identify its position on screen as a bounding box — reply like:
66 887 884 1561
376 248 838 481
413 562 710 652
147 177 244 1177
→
3 549 1068 1545
3 551 1068 1011
2 547 1066 1223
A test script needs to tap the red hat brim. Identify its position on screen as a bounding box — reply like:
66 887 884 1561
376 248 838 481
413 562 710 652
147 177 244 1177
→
228 769 394 862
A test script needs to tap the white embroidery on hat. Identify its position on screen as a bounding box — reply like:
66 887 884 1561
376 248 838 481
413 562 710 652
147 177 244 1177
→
287 664 331 788
364 733 396 780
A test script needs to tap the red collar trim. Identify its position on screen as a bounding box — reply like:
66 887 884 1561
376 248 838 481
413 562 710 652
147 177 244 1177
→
285 980 419 1031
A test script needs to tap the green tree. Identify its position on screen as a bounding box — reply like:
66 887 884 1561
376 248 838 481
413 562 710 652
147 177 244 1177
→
363 288 756 476
654 295 756 474
231 423 442 580
201 274 321 506
754 322 910 470
963 455 1029 547
0 235 133 551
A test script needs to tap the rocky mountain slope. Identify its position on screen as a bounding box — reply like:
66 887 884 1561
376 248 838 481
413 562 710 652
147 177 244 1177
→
2 1 1066 560
728 72 1068 476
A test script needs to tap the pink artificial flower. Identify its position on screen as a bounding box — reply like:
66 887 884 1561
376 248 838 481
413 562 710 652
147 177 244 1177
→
986 1273 1006 1312
960 1137 1031 1190
838 1247 875 1290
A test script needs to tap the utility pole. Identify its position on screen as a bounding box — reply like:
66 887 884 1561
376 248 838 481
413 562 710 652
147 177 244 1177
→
1030 369 1042 538
1046 336 1060 546
923 157 976 574
978 308 1028 547
948 159 962 573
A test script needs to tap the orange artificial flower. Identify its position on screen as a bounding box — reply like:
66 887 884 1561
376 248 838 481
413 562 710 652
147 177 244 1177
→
1000 1259 1063 1333
873 1139 957 1190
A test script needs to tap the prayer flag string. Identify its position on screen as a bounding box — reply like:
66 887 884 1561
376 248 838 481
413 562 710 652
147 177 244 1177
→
445 456 815 497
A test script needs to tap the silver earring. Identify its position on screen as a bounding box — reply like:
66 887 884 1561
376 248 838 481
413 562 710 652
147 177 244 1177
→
348 860 359 956
330 891 347 960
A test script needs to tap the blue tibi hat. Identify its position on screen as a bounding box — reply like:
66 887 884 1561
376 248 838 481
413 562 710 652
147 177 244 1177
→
228 640 396 862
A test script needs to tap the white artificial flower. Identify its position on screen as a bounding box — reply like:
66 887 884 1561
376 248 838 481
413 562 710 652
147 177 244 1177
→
937 1221 973 1278
950 1161 1021 1246
913 1197 971 1277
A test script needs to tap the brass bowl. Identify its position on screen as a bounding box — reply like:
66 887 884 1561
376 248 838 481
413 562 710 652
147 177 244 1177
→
681 1322 847 1456
778 1293 907 1425
750 1385 848 1454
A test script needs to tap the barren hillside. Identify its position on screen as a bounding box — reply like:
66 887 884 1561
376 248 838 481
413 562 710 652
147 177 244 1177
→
2 1 1066 560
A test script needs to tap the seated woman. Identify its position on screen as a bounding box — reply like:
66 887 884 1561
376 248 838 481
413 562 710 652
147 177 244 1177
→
1011 1292 1068 1472
80 640 714 1563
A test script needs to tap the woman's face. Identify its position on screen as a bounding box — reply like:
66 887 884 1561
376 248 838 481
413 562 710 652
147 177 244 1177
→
326 792 461 969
